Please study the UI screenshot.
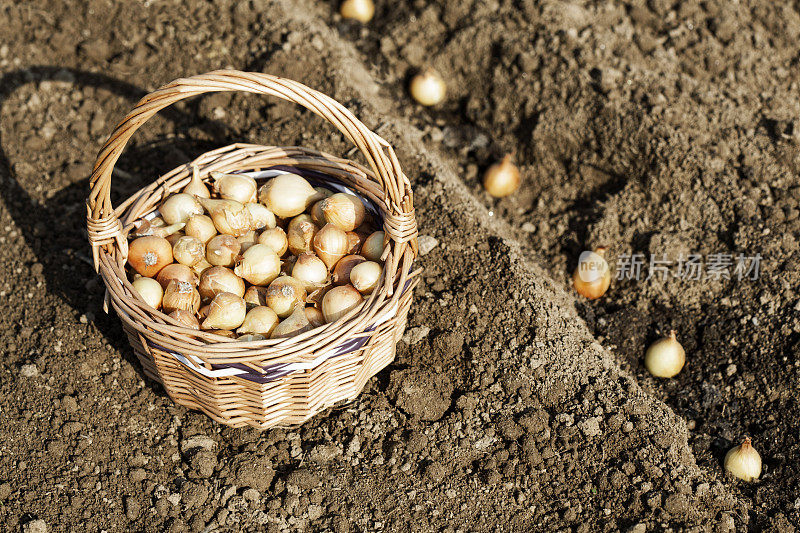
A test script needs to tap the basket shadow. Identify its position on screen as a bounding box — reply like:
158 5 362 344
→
0 67 237 386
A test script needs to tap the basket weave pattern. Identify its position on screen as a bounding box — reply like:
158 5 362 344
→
86 71 419 428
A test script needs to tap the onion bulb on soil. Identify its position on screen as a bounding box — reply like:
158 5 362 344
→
340 0 374 22
483 154 521 198
128 236 173 278
724 438 762 482
132 277 163 309
572 247 611 300
644 330 685 378
409 69 446 106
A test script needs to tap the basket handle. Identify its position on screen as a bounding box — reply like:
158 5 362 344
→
86 70 418 268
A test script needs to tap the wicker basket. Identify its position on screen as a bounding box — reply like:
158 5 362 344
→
86 70 420 429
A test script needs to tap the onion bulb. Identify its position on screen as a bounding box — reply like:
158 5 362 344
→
572 247 611 300
156 263 199 289
340 0 374 22
234 244 281 286
305 307 325 328
332 254 367 285
265 276 307 318
168 310 200 329
409 69 446 106
162 280 201 314
271 304 314 339
321 193 366 232
128 236 173 277
182 167 211 198
350 260 381 294
483 154 521 198
292 252 329 291
361 231 385 262
644 330 685 378
724 438 762 482
313 223 350 269
346 231 365 254
132 277 163 309
201 292 246 330
211 171 257 204
237 306 279 337
184 214 217 244
197 197 253 237
258 173 317 218
258 227 289 257
198 266 246 300
206 234 241 267
287 214 319 256
243 286 268 308
172 236 205 267
321 284 363 323
245 202 276 231
160 193 204 225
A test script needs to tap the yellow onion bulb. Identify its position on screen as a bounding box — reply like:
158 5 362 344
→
321 193 366 232
258 173 317 218
483 154 521 198
265 276 307 318
132 277 163 309
198 266 246 300
201 292 247 330
237 306 279 337
332 254 367 285
409 69 446 106
724 438 762 482
162 280 201 315
156 263 199 290
340 0 374 22
206 234 241 267
128 236 173 278
361 231 385 262
321 284 363 323
572 247 611 300
258 227 289 257
644 330 686 378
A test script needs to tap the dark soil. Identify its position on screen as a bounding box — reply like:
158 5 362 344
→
1 0 798 531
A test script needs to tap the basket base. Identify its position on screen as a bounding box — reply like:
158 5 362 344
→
124 311 407 429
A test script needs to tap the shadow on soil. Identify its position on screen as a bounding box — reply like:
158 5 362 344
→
0 66 238 385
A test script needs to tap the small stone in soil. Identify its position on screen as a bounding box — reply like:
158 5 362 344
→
20 364 39 378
